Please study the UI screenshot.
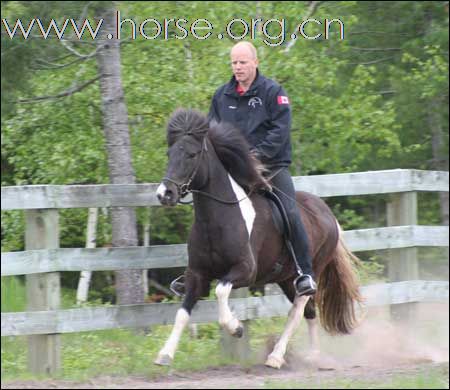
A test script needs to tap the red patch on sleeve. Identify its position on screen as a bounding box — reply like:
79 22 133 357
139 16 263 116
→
277 96 289 105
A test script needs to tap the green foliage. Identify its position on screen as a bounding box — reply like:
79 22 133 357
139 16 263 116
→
1 1 448 296
148 206 194 244
1 276 26 312
355 256 386 285
331 202 367 230
1 4 447 384
1 211 25 252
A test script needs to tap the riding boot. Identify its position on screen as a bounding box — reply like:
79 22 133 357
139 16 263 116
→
270 168 317 296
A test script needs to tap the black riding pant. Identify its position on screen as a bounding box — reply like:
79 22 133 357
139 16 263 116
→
269 168 314 278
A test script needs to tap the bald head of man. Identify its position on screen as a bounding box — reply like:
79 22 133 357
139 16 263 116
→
230 42 259 92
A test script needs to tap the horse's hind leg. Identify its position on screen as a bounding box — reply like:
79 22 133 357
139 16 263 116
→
304 298 321 361
154 270 204 366
264 279 313 369
277 280 321 360
265 293 311 369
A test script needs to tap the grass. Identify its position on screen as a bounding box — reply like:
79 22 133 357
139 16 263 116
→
263 365 449 389
0 276 293 382
2 275 449 389
1 310 296 381
2 321 240 381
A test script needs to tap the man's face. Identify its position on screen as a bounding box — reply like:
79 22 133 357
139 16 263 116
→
230 46 258 86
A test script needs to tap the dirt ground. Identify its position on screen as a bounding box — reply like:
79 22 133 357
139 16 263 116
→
2 303 449 389
2 361 448 389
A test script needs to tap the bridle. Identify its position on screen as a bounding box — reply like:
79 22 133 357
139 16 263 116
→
162 134 208 200
161 133 256 205
161 131 318 215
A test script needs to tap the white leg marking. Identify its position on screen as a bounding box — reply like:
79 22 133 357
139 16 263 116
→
228 174 255 238
154 308 190 365
304 318 321 364
216 282 241 335
265 295 310 369
307 318 320 354
156 183 167 198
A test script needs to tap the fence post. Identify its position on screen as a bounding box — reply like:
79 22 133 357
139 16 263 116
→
25 209 60 375
386 192 419 322
220 287 251 362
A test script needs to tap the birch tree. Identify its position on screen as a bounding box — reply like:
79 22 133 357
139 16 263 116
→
76 208 98 304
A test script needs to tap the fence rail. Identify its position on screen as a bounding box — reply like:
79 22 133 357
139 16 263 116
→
2 226 448 276
1 169 449 375
2 169 448 210
2 280 448 337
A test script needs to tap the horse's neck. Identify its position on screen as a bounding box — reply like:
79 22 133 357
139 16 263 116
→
193 148 247 220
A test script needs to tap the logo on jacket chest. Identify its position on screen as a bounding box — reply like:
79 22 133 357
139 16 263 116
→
248 97 263 108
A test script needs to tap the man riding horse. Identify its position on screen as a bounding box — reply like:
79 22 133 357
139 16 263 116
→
208 41 316 296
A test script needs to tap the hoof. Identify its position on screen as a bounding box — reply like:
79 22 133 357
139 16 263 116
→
154 353 172 366
265 354 285 369
232 325 244 338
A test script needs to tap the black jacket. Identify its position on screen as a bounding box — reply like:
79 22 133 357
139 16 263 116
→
208 70 292 168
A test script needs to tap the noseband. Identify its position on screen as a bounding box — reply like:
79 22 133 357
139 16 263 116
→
162 135 208 199
162 132 256 205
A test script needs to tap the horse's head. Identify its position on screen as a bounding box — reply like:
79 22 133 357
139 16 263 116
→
157 109 209 206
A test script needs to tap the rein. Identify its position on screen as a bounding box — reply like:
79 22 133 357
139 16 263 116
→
179 187 256 205
180 166 282 205
163 134 257 206
162 135 315 215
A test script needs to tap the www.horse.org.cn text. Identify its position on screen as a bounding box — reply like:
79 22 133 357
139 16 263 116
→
2 11 345 47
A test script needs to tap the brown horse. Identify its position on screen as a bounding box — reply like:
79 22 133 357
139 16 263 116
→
155 108 362 368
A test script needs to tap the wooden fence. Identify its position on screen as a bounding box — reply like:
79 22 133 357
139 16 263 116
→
1 169 449 374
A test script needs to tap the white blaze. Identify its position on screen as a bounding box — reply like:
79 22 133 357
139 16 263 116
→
157 183 167 198
228 174 255 238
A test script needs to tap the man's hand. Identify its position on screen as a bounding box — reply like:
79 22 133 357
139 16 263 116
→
249 148 272 192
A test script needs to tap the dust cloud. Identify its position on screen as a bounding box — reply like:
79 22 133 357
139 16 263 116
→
286 302 449 370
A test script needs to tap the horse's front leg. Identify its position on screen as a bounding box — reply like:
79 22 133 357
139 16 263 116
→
154 272 202 366
215 258 256 338
265 295 311 369
215 282 244 337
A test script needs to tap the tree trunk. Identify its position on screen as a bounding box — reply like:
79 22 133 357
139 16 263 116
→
428 98 449 226
76 207 98 304
95 5 144 305
143 207 150 297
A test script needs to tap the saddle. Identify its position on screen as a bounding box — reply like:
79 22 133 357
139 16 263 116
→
256 189 301 285
264 190 292 240
170 189 300 296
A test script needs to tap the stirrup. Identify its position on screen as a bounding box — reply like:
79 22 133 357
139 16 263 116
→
170 274 186 297
293 274 317 296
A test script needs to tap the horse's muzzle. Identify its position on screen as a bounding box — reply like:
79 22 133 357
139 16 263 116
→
156 182 178 206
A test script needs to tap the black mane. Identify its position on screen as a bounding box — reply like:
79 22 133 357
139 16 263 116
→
167 108 209 146
208 120 268 192
166 108 268 191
